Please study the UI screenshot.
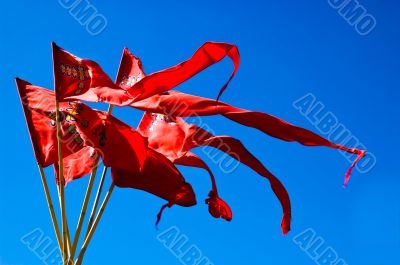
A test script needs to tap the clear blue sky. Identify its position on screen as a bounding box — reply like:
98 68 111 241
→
1 1 399 264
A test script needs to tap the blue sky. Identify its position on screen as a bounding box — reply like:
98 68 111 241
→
1 1 399 264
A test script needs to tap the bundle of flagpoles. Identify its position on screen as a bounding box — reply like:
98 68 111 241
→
41 91 116 264
17 41 366 265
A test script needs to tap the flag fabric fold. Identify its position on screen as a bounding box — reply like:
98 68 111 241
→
52 42 120 101
54 147 97 185
126 42 240 101
137 111 291 234
16 78 85 167
175 152 233 222
53 42 239 104
132 91 365 186
111 148 196 208
17 41 366 236
16 78 147 182
111 148 197 227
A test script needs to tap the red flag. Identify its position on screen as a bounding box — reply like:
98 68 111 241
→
115 48 145 89
111 148 196 207
17 78 147 176
191 133 292 234
115 50 233 221
53 42 239 103
65 101 147 172
52 42 121 101
16 78 85 167
125 42 239 101
17 78 99 184
137 112 291 234
175 152 232 222
132 91 365 186
54 147 98 185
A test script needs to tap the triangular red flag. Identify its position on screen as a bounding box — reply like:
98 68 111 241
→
132 91 365 186
137 112 291 234
17 78 147 176
53 42 239 103
16 78 84 167
175 152 232 222
111 148 196 207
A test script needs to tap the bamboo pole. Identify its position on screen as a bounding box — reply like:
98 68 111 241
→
84 164 108 238
75 183 115 265
55 100 70 264
75 49 122 263
65 218 72 262
38 163 63 251
56 176 72 263
69 155 100 260
84 105 113 239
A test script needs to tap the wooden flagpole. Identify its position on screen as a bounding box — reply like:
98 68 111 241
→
75 183 115 265
38 163 63 251
84 159 109 238
56 176 72 261
55 100 70 264
84 105 114 238
74 47 123 263
69 155 100 260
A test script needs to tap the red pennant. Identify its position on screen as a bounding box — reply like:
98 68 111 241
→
137 112 291 234
53 42 239 104
16 78 84 167
111 148 196 207
175 152 233 222
111 148 197 227
126 42 239 101
52 42 119 101
66 101 147 172
55 147 98 185
133 91 365 186
115 48 145 89
17 78 147 177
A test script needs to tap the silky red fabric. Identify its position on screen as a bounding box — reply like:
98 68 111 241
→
137 112 291 234
115 48 145 89
66 102 147 172
52 42 119 101
55 147 97 185
16 78 84 166
53 42 239 103
17 78 97 184
175 153 232 222
125 42 239 101
17 78 147 178
132 91 365 186
111 148 196 208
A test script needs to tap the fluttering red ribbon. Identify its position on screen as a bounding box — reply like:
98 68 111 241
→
132 91 365 186
53 42 239 104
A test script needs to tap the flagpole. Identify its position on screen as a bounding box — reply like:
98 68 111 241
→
75 183 115 265
84 105 113 237
84 46 121 236
84 157 109 238
76 48 121 263
55 99 70 264
38 163 63 252
69 155 100 260
65 217 72 260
